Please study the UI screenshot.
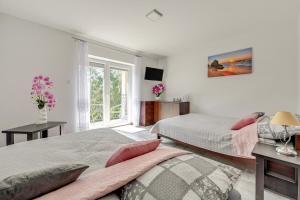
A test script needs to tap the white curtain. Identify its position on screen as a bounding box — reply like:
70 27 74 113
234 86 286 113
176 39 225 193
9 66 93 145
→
132 56 142 126
75 39 89 131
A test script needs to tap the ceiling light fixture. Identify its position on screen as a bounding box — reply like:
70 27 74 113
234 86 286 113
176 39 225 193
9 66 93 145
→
146 9 163 22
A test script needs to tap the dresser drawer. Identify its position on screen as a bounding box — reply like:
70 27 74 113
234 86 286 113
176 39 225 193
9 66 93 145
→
265 160 296 182
264 160 297 199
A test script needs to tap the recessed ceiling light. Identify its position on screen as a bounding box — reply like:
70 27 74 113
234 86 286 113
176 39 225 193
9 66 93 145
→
146 9 163 22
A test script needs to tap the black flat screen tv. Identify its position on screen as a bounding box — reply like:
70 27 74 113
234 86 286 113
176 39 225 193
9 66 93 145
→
144 67 164 81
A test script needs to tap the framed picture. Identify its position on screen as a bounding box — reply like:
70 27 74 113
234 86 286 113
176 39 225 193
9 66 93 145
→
208 48 252 77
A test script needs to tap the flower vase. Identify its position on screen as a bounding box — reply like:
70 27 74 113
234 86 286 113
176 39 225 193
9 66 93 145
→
37 106 47 124
155 96 161 101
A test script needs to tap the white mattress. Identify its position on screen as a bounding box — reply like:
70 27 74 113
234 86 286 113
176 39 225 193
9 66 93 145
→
150 113 242 157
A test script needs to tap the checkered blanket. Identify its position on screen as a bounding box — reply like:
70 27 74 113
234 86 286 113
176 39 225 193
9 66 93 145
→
121 154 241 200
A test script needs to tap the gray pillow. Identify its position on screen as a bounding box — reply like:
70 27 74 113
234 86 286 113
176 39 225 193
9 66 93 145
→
97 193 121 200
228 189 241 200
121 154 241 200
0 163 88 200
253 112 265 119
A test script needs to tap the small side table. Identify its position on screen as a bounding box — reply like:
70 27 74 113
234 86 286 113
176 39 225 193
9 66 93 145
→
252 142 300 200
2 121 66 146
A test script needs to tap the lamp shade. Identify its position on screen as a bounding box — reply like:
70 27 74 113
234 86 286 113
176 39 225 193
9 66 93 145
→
271 111 300 126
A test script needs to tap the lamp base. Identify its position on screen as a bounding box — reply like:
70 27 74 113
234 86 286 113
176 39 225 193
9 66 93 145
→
276 145 297 156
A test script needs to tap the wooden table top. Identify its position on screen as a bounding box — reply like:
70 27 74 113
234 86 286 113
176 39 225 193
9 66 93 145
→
2 121 66 134
252 142 300 166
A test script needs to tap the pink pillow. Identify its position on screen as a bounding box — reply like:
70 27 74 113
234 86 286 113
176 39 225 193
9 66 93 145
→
231 117 256 130
105 139 161 167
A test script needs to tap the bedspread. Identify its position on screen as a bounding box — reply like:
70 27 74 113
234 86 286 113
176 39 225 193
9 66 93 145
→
150 113 257 158
36 147 189 200
0 128 133 180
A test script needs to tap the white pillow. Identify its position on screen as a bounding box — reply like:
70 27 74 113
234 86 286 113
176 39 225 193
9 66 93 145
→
257 115 300 140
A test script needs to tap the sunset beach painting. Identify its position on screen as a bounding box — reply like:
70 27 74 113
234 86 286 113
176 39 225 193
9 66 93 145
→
208 48 252 77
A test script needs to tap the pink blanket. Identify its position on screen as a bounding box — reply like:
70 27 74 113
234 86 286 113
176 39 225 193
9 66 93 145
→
36 147 189 200
231 122 258 159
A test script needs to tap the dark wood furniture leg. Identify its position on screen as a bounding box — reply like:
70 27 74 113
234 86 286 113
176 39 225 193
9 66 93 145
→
256 156 264 200
298 168 300 200
27 133 33 141
41 130 48 138
6 133 14 145
2 122 66 145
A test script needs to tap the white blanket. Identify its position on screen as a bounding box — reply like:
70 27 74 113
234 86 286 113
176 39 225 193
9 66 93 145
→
150 113 255 158
0 128 133 180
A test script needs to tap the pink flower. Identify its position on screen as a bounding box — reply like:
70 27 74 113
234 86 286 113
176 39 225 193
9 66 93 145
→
44 76 50 81
152 83 165 96
48 94 53 99
45 81 53 88
31 75 56 110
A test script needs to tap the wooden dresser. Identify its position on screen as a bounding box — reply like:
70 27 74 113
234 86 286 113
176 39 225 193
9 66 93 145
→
139 101 190 126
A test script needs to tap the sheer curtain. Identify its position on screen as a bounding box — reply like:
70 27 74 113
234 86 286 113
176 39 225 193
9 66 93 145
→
74 39 89 131
132 56 142 126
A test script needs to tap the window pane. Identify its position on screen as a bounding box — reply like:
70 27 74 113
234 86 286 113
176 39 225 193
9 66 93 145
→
89 65 104 123
110 68 128 120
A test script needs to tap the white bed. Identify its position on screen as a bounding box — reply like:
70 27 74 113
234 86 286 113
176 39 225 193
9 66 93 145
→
0 127 241 200
0 128 133 180
150 113 258 158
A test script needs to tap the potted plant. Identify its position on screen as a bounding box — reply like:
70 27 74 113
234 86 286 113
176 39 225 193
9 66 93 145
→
152 83 165 101
31 75 56 124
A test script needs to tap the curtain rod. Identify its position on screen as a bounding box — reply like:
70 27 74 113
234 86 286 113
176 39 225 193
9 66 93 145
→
72 36 143 58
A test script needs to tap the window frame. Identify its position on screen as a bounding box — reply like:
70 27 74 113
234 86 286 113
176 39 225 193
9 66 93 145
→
88 55 132 128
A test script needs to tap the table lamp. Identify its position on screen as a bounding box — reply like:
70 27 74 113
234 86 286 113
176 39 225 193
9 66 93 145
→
271 111 300 156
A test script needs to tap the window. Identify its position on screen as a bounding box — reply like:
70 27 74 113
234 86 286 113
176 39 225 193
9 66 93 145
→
110 67 129 121
89 63 104 124
88 56 132 127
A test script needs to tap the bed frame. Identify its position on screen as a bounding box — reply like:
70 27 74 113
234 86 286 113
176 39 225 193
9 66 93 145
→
157 133 255 169
158 132 300 198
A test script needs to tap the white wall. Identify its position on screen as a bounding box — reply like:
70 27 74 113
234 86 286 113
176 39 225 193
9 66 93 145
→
88 43 136 65
165 22 298 117
298 14 300 113
0 13 76 147
140 57 168 101
0 14 162 146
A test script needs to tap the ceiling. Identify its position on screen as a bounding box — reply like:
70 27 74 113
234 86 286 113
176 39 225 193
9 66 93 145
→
0 0 300 56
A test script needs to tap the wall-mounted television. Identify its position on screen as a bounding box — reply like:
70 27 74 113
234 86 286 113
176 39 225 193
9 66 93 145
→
144 67 164 81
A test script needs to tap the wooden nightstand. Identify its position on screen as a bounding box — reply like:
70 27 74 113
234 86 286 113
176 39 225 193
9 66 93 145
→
252 142 300 200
